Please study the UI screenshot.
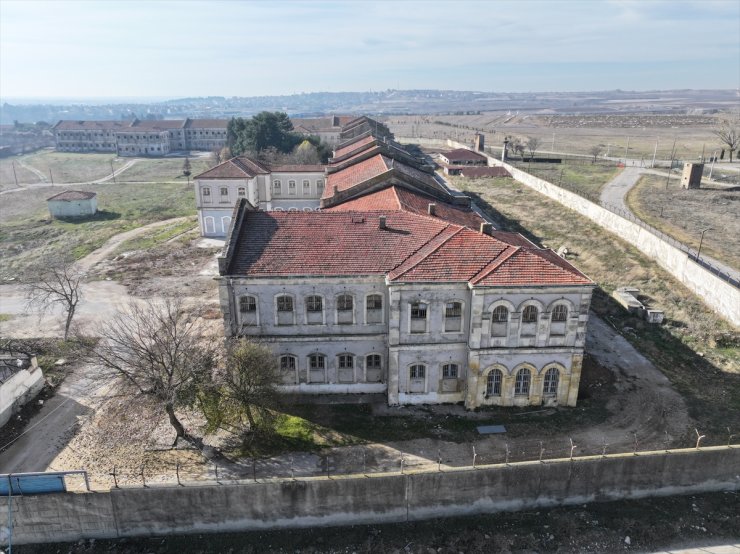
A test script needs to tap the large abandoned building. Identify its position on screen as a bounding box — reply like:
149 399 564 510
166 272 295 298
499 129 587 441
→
213 117 595 409
52 118 228 156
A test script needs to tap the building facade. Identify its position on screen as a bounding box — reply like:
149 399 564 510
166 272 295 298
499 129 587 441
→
52 118 228 156
213 117 595 408
47 190 98 218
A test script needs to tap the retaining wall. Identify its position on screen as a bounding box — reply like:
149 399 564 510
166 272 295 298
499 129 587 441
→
3 446 739 545
0 366 44 428
397 137 740 327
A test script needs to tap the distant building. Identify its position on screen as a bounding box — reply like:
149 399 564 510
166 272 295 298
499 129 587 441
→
291 115 356 147
52 118 228 157
47 190 97 218
438 148 488 175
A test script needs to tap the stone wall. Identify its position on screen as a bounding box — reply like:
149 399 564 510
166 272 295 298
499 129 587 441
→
3 446 738 545
396 137 740 327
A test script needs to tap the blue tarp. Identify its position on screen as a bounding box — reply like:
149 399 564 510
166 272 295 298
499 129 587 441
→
0 473 67 496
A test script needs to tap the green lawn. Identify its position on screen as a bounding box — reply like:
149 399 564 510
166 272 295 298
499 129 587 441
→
22 150 128 184
456 176 739 439
116 157 212 183
0 182 196 279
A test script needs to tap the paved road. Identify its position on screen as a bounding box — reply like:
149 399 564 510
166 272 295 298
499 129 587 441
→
599 167 740 284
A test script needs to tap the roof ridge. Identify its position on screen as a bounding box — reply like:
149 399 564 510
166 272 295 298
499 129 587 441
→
388 225 464 280
470 245 521 285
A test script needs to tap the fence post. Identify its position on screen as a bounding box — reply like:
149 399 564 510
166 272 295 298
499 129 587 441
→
176 462 182 486
633 433 639 455
539 441 545 463
472 445 477 469
139 464 147 488
109 466 119 489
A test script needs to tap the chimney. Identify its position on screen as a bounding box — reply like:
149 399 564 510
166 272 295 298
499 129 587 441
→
379 215 387 230
428 203 437 216
479 222 493 235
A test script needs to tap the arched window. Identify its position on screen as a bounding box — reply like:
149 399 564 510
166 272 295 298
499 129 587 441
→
366 354 382 382
543 367 559 396
409 364 425 379
308 354 326 383
276 294 294 325
444 301 463 332
203 216 215 234
410 302 428 334
492 305 508 323
366 294 383 324
486 369 503 396
280 355 297 384
337 354 355 383
302 179 310 193
288 180 296 195
409 364 426 393
238 295 258 325
336 294 354 324
515 368 531 396
442 363 458 379
522 305 538 323
305 295 323 325
551 305 568 322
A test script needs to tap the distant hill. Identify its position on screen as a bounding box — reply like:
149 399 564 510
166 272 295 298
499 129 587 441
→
1 89 736 125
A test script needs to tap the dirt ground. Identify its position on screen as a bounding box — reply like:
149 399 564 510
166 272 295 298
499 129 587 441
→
14 491 740 553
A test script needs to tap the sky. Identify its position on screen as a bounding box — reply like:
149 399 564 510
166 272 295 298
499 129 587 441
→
1 0 738 100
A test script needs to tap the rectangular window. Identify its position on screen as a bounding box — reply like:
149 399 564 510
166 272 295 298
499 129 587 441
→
306 296 323 312
303 179 310 193
239 296 256 313
273 180 282 195
238 187 246 197
288 180 296 195
442 364 458 379
410 303 427 319
317 179 324 193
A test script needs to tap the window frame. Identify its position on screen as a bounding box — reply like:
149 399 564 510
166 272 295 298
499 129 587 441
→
522 305 538 324
514 367 532 396
543 367 560 396
442 363 459 379
551 304 568 322
444 301 463 333
288 179 296 195
409 364 426 379
409 301 428 334
486 369 503 397
365 294 383 325
273 179 282 195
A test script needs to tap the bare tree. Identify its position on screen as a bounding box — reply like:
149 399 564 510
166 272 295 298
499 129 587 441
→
26 262 83 341
588 145 604 163
201 338 281 442
79 298 216 446
712 116 739 163
526 137 541 159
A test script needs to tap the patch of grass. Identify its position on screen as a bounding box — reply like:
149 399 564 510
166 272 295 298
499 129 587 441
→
0 182 196 279
626 174 740 271
22 150 128 184
0 314 12 322
510 161 622 197
0 157 41 190
113 217 198 255
457 176 739 438
117 158 211 183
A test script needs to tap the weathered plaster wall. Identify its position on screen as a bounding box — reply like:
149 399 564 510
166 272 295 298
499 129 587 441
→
4 446 738 545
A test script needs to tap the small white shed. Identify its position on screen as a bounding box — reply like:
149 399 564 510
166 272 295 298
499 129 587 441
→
47 190 98 218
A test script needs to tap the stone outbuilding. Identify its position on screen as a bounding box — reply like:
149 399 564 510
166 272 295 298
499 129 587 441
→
46 190 97 218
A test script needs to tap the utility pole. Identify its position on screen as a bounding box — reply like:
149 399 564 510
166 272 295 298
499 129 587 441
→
709 151 718 180
624 136 630 164
697 227 713 260
651 139 658 168
551 132 555 152
110 160 116 184
12 161 18 187
49 168 54 186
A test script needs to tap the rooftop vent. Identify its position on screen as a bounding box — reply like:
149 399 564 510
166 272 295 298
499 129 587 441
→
479 222 493 236
428 203 436 216
379 215 387 229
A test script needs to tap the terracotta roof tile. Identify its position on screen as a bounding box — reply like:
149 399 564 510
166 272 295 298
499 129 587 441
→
195 156 270 179
333 136 376 158
441 148 487 162
53 120 130 131
325 154 391 197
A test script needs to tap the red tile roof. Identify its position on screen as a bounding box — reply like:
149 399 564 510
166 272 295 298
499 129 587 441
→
194 156 270 179
333 136 376 158
326 186 484 229
224 209 593 288
325 154 391 197
227 211 449 277
47 190 96 201
459 167 511 178
53 120 130 131
185 119 228 128
131 119 186 130
441 148 487 162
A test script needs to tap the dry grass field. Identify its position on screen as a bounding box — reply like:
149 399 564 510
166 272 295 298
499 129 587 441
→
626 174 740 271
116 156 211 182
20 150 129 184
456 176 739 436
388 113 725 161
0 182 196 279
0 157 41 190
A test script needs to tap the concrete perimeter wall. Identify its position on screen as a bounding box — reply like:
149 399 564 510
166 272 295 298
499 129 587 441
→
397 137 740 327
0 366 44 428
3 446 739 545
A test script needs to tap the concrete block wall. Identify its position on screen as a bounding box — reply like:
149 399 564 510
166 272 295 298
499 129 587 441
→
2 446 739 545
0 366 44 427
